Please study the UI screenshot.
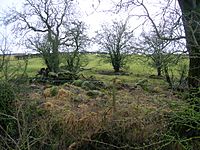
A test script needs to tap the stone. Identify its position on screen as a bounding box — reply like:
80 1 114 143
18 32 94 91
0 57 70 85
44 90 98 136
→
72 79 84 87
81 81 95 90
86 90 103 98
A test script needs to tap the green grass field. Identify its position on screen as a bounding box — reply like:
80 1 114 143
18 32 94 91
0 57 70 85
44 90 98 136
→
1 54 189 87
23 54 161 85
0 53 185 87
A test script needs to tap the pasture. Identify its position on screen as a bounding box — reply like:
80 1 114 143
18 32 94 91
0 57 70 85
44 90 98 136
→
24 54 187 83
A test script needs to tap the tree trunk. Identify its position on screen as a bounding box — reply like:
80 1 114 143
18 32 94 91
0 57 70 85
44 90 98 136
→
52 50 59 73
48 34 60 73
114 66 120 72
178 0 200 88
164 66 172 88
112 58 121 72
157 66 162 76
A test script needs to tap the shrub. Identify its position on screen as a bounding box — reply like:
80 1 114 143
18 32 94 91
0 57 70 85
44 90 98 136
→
0 81 15 115
86 90 103 98
166 98 200 149
0 81 16 138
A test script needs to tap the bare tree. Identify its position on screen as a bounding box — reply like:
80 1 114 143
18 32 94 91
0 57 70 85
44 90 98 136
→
3 0 77 73
0 33 8 69
140 32 172 76
138 19 184 77
0 30 28 81
64 21 89 73
114 0 200 89
27 33 57 71
95 19 134 72
0 32 11 80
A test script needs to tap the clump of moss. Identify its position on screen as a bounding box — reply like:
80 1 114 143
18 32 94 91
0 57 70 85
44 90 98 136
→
72 79 84 87
43 86 59 97
51 86 59 96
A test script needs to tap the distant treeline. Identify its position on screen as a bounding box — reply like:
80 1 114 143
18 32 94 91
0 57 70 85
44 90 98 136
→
0 51 189 60
12 51 103 60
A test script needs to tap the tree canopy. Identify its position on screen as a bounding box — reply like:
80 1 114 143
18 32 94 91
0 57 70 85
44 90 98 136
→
95 19 134 72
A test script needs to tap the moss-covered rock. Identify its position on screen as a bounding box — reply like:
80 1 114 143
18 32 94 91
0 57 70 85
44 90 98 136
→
93 80 107 90
151 86 162 93
72 79 84 87
48 72 58 79
135 79 149 91
81 81 96 90
57 71 78 80
86 90 103 98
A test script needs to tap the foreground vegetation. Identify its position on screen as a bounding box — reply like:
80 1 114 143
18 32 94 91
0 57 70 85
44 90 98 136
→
1 0 200 149
0 54 199 150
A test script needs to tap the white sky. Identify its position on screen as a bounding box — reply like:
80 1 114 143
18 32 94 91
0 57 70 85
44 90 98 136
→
0 0 180 53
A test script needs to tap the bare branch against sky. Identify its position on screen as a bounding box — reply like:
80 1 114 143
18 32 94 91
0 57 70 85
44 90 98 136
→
0 0 183 53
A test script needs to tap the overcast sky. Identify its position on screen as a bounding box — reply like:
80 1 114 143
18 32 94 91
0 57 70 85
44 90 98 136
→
0 0 123 34
0 0 179 53
0 0 167 32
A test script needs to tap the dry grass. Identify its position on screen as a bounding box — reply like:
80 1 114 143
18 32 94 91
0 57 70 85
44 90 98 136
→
22 79 182 149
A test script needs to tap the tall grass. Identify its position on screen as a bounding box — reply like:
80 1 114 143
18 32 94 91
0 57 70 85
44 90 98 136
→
1 54 197 150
